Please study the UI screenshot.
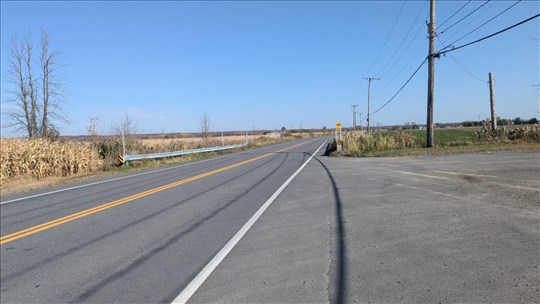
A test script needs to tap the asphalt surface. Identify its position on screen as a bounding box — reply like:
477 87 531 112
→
0 138 327 303
189 151 539 304
1 141 539 304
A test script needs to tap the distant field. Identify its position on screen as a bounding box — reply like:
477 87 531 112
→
339 125 540 157
0 132 324 195
139 134 276 153
407 128 476 146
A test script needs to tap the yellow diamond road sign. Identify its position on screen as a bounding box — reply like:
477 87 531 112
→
336 121 342 129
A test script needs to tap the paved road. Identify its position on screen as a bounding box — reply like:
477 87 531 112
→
1 141 539 304
0 138 327 303
190 150 540 304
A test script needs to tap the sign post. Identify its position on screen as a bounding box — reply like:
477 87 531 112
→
335 121 343 152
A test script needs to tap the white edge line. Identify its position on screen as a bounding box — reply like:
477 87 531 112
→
1 154 231 205
383 169 455 182
171 139 328 304
0 140 306 205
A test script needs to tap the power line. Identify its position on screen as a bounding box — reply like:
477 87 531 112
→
447 0 522 47
439 0 491 35
364 1 407 75
372 40 427 99
436 13 540 56
438 0 472 29
367 3 428 97
448 52 485 83
355 1 425 106
370 57 428 116
442 0 498 44
367 2 427 100
351 77 365 105
436 36 484 83
373 0 428 78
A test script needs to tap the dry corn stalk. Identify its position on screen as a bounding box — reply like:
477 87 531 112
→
0 138 103 184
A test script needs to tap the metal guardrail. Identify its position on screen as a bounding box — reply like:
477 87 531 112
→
123 143 246 162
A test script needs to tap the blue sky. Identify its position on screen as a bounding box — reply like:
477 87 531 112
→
1 1 538 136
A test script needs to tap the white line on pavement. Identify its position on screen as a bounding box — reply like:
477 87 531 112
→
385 169 455 182
171 139 328 304
0 140 318 205
431 170 540 185
0 155 238 205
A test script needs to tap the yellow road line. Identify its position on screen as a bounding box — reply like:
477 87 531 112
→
0 141 309 245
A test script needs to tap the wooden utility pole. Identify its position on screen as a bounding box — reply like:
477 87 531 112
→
363 77 380 133
489 72 497 131
426 0 436 147
350 105 358 131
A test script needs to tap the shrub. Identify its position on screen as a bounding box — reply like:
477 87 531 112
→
474 122 540 143
341 130 421 156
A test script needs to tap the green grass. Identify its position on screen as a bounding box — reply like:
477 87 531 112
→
337 126 539 158
356 142 539 157
406 128 476 147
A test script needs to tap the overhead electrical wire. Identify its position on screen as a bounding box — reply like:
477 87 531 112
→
364 0 407 75
436 13 540 56
383 16 428 75
373 0 428 79
445 0 522 48
352 0 408 106
369 57 428 116
438 0 472 29
369 13 540 118
438 0 491 35
358 1 427 106
371 40 428 99
436 36 485 83
365 5 539 120
370 2 428 96
442 0 498 44
448 53 486 83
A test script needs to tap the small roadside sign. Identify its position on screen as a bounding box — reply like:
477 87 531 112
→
335 121 343 152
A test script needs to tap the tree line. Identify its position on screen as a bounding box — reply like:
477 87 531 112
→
462 117 539 127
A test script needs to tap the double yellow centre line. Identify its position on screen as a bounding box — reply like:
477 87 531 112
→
0 141 309 245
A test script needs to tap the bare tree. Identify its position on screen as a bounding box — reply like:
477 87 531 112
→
4 36 33 137
25 36 39 137
87 116 100 142
39 31 66 138
120 111 138 136
109 111 140 154
200 112 211 139
2 31 66 139
111 111 138 140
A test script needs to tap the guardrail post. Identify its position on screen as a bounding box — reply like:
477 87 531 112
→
120 129 128 166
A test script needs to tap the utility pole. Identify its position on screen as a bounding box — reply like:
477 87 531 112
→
363 77 380 133
426 0 436 147
358 112 362 131
489 72 497 131
350 105 358 131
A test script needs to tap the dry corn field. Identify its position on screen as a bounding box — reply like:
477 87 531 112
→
138 135 259 153
0 138 103 184
136 133 318 154
0 132 323 193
